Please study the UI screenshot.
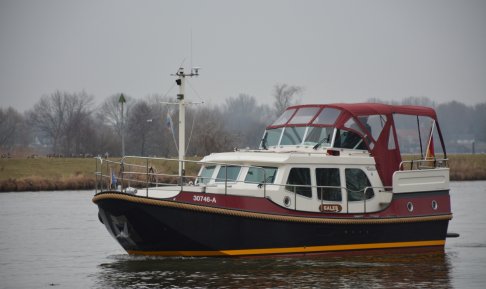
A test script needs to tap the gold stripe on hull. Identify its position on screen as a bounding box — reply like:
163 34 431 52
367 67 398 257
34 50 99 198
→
127 240 446 257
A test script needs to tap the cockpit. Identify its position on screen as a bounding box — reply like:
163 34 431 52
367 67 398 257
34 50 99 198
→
261 105 381 151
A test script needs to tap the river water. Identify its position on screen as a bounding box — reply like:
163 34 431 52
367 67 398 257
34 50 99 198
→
0 181 485 289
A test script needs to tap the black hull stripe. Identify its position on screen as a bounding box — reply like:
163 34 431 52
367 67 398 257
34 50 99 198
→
93 193 452 225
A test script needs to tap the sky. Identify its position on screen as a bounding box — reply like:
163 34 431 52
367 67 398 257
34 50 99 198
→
1 0 485 112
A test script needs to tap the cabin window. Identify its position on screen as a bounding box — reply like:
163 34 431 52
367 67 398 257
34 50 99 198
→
245 167 277 184
430 125 445 158
344 118 365 135
393 114 432 155
272 109 296 126
345 168 374 201
360 115 387 141
334 129 367 150
330 118 370 150
303 127 334 147
197 165 215 184
388 126 396 150
280 127 307 146
393 114 445 159
344 118 373 148
289 107 320 124
216 166 241 182
316 168 342 201
285 168 312 198
313 108 341 125
264 128 283 147
393 114 421 154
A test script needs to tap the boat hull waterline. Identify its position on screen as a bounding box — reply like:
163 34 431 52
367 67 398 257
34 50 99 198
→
93 192 451 257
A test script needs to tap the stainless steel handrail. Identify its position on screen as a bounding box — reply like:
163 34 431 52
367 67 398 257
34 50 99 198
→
94 156 271 196
399 158 449 171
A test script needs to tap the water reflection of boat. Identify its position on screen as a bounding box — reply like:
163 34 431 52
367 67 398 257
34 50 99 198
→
93 69 453 257
95 253 452 288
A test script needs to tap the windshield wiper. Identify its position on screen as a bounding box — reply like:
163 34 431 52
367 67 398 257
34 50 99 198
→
313 135 330 150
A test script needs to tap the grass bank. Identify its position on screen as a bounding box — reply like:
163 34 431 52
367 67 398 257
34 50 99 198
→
0 158 96 192
448 154 486 181
0 154 485 192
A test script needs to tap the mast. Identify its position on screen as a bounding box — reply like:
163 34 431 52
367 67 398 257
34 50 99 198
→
175 67 199 177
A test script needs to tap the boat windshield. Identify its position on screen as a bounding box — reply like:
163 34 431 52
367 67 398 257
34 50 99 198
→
303 127 334 146
263 128 283 147
262 106 374 151
281 127 307 145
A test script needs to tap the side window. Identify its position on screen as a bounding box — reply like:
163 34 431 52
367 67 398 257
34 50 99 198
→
334 129 367 150
285 168 312 198
360 115 387 141
345 169 374 201
216 166 241 182
388 126 396 150
197 165 215 184
245 167 277 184
316 168 342 201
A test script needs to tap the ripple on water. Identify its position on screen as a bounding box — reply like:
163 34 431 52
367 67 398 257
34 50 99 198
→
92 252 454 289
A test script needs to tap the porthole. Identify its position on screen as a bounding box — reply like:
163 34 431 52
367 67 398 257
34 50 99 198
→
283 196 291 207
407 202 414 212
432 200 438 210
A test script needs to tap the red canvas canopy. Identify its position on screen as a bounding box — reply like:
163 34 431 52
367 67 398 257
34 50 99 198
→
267 103 446 187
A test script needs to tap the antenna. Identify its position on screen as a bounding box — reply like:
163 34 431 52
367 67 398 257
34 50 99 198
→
190 29 193 72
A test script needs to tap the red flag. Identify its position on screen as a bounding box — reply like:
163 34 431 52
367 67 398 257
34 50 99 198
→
425 136 435 160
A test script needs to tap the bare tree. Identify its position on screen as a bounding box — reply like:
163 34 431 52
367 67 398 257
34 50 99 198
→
144 94 178 157
367 96 436 107
29 91 93 155
63 91 94 155
90 121 120 156
189 106 234 156
223 94 272 148
473 103 486 142
0 107 23 151
127 100 154 156
273 84 304 116
401 96 436 107
29 92 66 153
98 93 134 138
436 101 473 142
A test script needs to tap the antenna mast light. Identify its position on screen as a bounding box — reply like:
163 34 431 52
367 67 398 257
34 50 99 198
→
174 67 200 177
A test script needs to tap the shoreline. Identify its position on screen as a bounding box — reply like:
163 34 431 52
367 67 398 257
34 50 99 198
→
1 155 485 192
